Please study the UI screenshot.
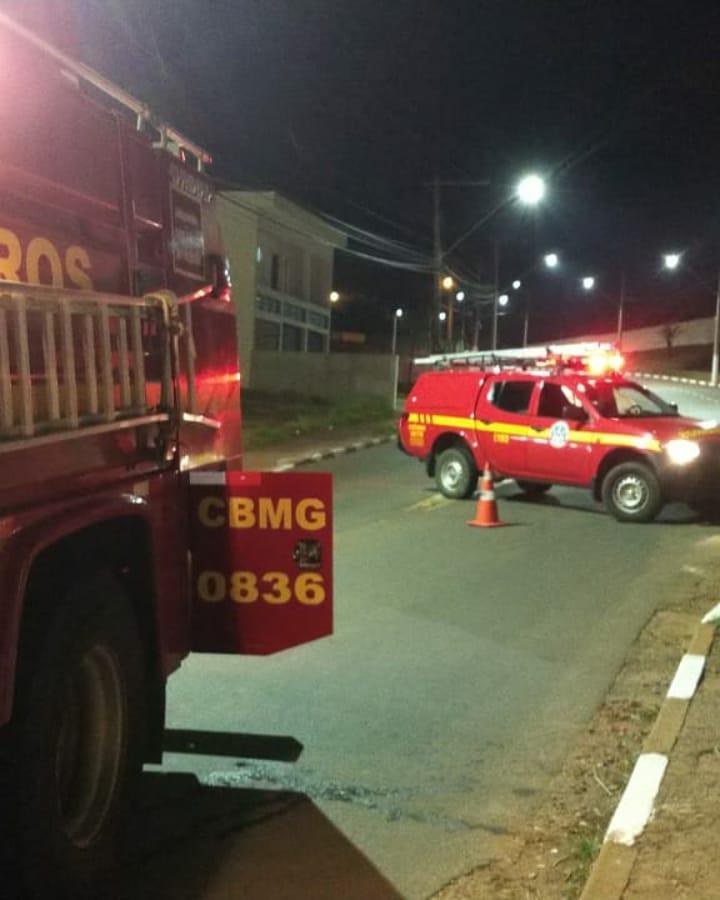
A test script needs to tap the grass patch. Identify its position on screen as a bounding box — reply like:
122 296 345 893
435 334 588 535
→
574 836 600 865
243 390 396 449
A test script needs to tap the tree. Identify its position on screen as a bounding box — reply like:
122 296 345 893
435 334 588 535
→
660 322 682 357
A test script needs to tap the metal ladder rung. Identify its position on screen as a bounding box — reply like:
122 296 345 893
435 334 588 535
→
0 308 12 430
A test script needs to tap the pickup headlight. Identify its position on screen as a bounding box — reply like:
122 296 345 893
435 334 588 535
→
666 439 701 465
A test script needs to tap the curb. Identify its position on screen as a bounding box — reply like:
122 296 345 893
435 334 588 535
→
271 434 395 472
630 371 720 388
580 614 717 899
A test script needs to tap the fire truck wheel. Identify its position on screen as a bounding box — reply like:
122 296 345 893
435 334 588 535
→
516 480 552 496
602 462 662 522
435 446 478 499
11 573 145 898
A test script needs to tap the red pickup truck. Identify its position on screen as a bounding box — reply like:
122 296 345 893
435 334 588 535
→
399 348 720 522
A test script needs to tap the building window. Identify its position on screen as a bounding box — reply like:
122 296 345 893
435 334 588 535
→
282 323 303 351
271 253 280 290
283 301 306 323
307 310 329 329
307 331 325 352
255 318 280 350
256 295 281 315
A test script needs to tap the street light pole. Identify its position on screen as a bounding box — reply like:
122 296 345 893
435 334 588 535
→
617 271 627 346
391 308 402 356
432 178 442 351
712 267 720 386
492 240 500 351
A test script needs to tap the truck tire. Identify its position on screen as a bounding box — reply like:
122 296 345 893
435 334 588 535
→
7 572 145 898
601 462 662 523
435 446 478 499
516 480 552 496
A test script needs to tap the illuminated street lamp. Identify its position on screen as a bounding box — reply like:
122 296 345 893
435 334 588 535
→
438 310 447 322
544 252 559 269
442 275 454 291
516 173 546 206
512 280 522 290
663 252 681 271
498 294 509 307
581 276 596 291
455 290 465 302
329 290 340 303
391 308 403 355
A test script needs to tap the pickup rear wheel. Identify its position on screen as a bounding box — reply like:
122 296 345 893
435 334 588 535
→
602 462 662 523
435 446 478 499
9 573 145 898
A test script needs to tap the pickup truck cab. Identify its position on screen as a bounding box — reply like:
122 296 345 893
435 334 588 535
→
399 351 720 522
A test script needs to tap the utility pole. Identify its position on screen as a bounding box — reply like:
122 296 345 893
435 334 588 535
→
712 266 720 386
616 271 627 346
492 241 500 351
427 177 490 352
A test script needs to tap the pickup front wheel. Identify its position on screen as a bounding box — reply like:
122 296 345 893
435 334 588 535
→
435 446 478 499
602 462 662 523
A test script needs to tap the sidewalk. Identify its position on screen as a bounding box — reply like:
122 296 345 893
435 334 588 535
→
586 621 720 899
243 425 396 472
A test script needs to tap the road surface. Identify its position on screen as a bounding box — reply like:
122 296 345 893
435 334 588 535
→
122 377 720 900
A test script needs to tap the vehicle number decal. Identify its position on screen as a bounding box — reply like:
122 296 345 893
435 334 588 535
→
549 420 570 448
494 432 510 444
197 570 327 606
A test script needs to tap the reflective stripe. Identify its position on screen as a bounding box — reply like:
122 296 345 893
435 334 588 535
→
409 411 662 453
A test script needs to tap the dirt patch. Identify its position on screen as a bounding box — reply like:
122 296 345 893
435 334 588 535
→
433 568 719 900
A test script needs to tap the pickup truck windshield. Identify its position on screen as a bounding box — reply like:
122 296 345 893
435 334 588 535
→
584 381 678 418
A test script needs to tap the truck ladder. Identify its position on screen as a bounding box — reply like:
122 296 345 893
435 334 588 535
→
0 283 174 445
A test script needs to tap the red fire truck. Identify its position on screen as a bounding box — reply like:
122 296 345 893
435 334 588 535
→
0 13 332 897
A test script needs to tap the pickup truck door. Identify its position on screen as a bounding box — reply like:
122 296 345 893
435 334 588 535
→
476 376 535 475
524 379 594 483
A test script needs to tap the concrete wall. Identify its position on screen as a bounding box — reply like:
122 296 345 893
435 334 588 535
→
552 316 715 353
251 351 398 404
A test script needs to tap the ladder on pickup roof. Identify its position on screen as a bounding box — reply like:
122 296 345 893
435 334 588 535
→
0 282 177 446
413 341 617 369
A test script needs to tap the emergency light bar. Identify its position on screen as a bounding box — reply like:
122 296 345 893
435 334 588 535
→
414 342 625 375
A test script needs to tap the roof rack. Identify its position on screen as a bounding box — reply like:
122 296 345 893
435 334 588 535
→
413 341 617 369
0 10 212 171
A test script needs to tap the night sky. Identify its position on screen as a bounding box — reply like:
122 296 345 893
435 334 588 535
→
23 0 720 347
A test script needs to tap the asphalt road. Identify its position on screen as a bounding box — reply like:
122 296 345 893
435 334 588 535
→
123 377 720 900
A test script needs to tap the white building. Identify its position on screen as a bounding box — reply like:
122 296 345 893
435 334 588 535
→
216 191 347 385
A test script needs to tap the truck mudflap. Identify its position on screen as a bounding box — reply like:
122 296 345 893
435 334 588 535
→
188 470 333 654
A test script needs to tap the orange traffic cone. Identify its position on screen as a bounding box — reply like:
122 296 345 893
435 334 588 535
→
467 464 508 528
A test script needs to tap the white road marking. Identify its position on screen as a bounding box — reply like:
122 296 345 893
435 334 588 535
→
666 653 706 700
702 601 720 624
604 753 668 846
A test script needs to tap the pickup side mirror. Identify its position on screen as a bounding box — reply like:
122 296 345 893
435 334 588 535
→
562 403 588 423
